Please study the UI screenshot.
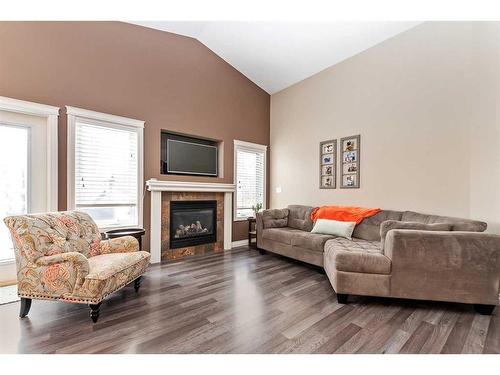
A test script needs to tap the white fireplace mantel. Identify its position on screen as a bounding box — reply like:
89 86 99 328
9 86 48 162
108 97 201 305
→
146 179 236 264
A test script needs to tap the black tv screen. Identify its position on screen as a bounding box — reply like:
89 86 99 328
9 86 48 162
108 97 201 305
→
166 139 218 176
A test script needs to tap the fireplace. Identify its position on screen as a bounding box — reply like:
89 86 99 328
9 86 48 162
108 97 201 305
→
169 200 217 249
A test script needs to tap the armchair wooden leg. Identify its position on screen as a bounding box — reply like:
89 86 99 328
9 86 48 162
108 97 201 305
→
134 276 142 293
89 302 102 323
19 298 32 318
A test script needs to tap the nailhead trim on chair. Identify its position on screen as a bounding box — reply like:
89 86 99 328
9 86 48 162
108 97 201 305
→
18 266 148 305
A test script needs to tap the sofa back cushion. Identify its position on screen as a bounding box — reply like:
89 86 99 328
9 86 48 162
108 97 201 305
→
311 219 356 240
4 211 101 262
401 211 487 232
352 210 403 241
287 205 315 231
262 209 289 228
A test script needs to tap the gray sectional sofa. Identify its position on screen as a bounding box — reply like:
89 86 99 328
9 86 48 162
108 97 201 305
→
256 205 500 315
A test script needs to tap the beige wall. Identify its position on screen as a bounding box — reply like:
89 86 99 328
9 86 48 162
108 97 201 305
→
0 21 270 247
270 22 500 232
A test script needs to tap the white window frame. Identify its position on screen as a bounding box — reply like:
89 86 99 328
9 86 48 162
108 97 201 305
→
0 96 59 282
66 106 144 230
233 139 267 222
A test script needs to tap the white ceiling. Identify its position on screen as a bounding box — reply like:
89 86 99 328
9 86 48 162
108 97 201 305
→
132 21 421 94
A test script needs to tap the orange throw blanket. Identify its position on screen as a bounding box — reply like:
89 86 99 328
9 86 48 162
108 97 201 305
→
310 205 381 224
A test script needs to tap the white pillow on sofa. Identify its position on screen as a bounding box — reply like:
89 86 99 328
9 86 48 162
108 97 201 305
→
311 219 356 239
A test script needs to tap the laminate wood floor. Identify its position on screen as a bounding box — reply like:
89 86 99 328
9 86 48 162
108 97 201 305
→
0 247 498 354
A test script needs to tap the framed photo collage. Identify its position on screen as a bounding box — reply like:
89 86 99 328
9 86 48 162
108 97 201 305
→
319 134 360 189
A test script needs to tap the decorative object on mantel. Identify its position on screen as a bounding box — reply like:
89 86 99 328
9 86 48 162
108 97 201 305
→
340 134 360 189
251 202 263 217
319 139 337 189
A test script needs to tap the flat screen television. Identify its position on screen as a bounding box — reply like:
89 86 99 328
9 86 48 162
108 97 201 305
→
161 133 218 176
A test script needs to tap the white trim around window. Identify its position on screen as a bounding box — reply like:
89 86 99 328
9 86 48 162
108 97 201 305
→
0 96 59 282
233 140 267 221
0 96 59 212
66 106 144 230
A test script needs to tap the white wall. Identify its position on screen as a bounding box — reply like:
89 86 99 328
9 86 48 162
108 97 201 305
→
270 22 500 232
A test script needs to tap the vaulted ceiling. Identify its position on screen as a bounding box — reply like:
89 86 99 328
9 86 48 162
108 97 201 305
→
132 21 421 94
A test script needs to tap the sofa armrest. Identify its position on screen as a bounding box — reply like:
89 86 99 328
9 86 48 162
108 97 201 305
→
256 212 264 247
257 208 289 248
260 208 289 229
380 220 452 251
385 229 500 305
100 236 139 255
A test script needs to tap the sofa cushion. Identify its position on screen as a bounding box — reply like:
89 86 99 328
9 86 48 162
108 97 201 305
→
380 220 452 250
324 237 391 274
291 231 335 252
86 251 150 280
352 210 403 241
262 208 289 228
261 227 303 245
401 211 487 232
311 219 356 239
287 205 315 231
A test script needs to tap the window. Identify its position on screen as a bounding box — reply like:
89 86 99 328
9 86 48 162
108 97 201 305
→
67 107 144 229
0 96 58 284
234 140 267 220
0 124 29 262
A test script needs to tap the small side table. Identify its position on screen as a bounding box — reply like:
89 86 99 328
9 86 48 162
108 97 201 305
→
247 217 257 248
105 228 146 251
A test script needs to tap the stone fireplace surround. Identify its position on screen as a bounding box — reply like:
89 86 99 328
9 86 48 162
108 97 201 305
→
146 179 236 263
162 192 223 261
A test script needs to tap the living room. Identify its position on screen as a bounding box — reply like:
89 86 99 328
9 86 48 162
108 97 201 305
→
0 0 499 372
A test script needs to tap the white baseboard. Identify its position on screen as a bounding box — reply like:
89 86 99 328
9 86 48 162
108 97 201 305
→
0 260 16 284
231 239 248 248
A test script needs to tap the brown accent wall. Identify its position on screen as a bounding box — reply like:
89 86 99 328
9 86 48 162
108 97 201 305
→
0 21 270 248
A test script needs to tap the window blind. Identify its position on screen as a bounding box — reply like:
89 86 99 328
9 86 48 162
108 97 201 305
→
75 121 138 225
235 146 265 219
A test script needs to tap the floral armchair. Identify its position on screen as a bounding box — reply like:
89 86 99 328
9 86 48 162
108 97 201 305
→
3 211 150 323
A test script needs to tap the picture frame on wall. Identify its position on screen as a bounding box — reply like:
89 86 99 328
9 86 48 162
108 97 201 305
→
340 134 360 189
319 139 337 189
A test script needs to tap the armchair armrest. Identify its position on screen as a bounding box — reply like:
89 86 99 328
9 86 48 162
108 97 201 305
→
385 230 500 305
34 252 90 294
36 251 89 271
100 235 139 255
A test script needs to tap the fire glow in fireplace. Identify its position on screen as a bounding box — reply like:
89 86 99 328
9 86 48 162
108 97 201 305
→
169 200 217 249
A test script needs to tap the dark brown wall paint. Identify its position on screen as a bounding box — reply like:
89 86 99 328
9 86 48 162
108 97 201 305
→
0 21 270 248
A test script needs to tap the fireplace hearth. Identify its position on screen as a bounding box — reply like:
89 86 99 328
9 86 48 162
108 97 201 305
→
170 200 217 249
